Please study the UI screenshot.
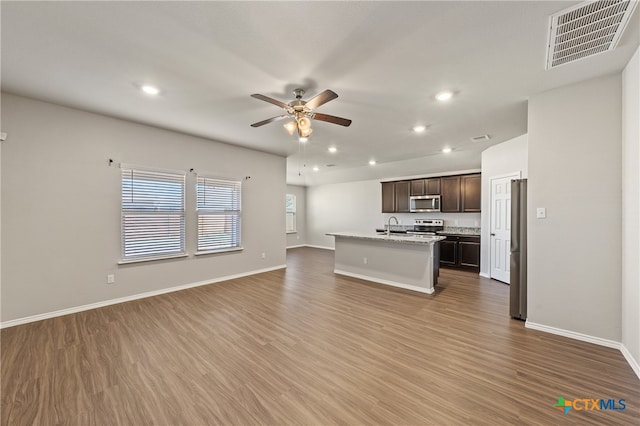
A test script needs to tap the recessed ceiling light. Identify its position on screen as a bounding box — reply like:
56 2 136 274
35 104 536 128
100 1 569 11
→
435 91 453 101
141 85 160 95
412 125 426 133
312 166 319 172
328 146 337 153
299 137 308 143
369 160 376 165
442 147 452 153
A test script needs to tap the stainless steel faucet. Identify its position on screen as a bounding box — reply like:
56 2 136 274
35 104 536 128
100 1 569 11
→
387 216 399 236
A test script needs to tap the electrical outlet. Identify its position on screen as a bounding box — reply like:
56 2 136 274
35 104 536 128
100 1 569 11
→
536 207 547 219
107 274 115 284
261 252 266 259
363 257 368 265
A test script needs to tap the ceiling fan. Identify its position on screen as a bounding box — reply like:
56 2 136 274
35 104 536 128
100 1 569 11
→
250 88 352 139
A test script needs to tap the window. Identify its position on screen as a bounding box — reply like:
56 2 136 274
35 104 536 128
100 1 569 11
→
121 166 186 262
286 193 296 233
196 176 242 253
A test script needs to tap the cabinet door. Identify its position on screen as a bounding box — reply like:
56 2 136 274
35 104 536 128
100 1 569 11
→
395 181 410 213
462 174 481 212
425 178 441 195
441 176 461 212
410 179 425 196
381 182 395 213
459 240 480 269
439 239 458 265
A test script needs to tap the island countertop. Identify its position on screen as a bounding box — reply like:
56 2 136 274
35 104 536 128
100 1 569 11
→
327 232 444 294
326 232 445 245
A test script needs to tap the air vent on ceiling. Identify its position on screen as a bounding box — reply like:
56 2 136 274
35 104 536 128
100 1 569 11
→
471 134 490 142
546 0 638 69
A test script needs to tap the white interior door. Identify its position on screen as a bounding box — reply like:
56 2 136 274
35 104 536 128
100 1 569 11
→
490 174 518 283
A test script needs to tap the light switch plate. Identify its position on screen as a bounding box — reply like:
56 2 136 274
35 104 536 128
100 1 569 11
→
536 207 547 219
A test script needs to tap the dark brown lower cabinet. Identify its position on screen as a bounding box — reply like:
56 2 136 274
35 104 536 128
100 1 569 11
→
439 239 458 266
439 235 480 272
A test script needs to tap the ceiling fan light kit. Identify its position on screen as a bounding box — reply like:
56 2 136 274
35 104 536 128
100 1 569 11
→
251 88 352 141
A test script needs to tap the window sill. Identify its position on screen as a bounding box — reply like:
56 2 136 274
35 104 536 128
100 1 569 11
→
118 253 188 265
195 247 243 256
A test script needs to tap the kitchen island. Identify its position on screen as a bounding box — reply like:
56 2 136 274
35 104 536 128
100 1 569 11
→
327 232 446 294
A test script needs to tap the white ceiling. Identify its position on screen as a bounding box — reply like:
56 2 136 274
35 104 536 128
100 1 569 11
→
2 1 638 185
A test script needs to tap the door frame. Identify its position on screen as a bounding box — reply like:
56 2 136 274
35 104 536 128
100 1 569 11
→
488 171 521 282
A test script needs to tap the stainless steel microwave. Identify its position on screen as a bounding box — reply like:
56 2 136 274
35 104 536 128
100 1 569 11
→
410 195 441 212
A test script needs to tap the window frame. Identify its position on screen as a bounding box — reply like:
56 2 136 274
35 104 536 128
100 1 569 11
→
286 193 296 234
119 165 187 264
195 174 243 255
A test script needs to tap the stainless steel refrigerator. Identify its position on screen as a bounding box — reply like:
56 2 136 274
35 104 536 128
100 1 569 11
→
510 179 527 320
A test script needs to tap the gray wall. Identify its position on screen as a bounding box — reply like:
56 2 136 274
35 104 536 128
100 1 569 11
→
1 93 286 323
622 46 640 372
286 184 307 247
480 134 528 277
527 74 622 341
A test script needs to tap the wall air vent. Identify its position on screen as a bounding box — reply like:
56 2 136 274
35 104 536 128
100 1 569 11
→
546 0 638 69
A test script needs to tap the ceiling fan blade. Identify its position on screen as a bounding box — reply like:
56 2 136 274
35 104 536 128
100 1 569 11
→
250 94 289 109
305 90 338 110
312 112 352 127
250 115 289 127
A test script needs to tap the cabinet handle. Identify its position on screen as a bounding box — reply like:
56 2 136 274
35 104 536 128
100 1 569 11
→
490 233 495 236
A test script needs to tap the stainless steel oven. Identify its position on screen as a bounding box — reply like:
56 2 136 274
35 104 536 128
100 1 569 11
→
409 195 441 213
407 219 444 235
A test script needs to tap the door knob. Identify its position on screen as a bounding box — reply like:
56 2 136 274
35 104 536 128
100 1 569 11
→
490 233 495 236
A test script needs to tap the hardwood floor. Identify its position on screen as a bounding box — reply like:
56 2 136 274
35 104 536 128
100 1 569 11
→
2 247 639 425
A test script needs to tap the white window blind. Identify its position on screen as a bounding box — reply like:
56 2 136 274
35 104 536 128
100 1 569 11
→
286 194 296 233
197 176 242 252
121 166 186 261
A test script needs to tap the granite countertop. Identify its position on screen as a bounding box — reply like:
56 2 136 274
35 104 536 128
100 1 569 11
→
377 225 481 236
327 232 445 245
438 227 481 236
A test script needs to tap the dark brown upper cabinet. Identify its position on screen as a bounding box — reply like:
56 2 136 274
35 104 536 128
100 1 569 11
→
383 174 479 213
410 179 424 196
461 174 481 212
425 178 441 195
440 176 461 212
395 181 410 213
382 182 395 213
411 178 441 196
381 181 410 213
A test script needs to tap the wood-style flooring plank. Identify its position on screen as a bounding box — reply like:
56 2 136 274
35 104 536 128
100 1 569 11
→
2 247 639 425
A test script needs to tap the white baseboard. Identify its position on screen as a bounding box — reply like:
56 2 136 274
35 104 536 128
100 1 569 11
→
0 264 287 329
525 321 621 349
304 244 335 251
621 344 640 379
334 269 434 294
526 322 640 380
286 244 306 249
479 272 490 278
